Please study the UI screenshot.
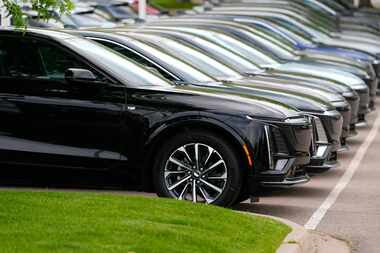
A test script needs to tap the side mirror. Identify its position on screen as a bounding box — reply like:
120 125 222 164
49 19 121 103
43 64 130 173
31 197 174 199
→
65 68 97 83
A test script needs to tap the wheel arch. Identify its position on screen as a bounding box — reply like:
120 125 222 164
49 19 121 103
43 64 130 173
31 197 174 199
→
141 118 252 191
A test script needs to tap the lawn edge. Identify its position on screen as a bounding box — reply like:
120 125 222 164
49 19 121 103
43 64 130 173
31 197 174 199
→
238 212 351 253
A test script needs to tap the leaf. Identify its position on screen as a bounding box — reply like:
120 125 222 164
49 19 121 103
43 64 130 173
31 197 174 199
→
2 0 74 28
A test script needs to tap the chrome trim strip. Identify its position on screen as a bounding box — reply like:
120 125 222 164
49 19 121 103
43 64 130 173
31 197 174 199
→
264 125 274 170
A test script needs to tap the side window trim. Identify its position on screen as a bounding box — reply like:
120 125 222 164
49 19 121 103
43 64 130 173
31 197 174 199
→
89 37 181 81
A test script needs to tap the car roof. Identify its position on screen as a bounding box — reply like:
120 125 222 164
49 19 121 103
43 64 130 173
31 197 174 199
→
0 28 78 41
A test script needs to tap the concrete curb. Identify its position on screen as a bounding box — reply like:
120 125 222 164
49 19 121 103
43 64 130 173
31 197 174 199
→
240 212 350 253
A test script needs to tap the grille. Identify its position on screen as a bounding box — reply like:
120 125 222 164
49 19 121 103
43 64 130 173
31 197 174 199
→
365 78 376 97
356 87 370 107
373 63 380 78
270 127 288 154
315 117 328 143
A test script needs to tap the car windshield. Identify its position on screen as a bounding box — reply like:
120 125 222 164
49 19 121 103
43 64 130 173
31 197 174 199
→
305 0 345 13
268 20 314 45
65 37 173 88
117 34 217 83
241 20 299 47
323 0 347 12
135 34 243 80
62 12 115 27
171 27 279 67
28 17 65 28
157 31 261 73
110 4 136 16
289 14 332 38
224 23 299 61
269 17 325 40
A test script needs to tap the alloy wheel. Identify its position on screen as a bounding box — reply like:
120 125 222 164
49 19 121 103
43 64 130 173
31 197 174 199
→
164 143 228 204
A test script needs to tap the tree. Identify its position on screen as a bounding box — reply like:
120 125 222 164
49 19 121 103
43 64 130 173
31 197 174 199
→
2 0 74 27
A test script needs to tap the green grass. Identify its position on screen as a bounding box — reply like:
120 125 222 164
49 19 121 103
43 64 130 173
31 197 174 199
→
150 0 197 10
0 191 290 253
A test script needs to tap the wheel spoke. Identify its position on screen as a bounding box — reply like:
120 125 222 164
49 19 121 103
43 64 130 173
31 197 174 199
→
206 172 227 180
178 146 193 163
203 146 215 169
198 186 213 204
202 160 224 176
168 175 191 191
200 179 223 193
169 157 192 171
164 170 187 177
194 143 200 170
192 180 197 203
178 183 190 200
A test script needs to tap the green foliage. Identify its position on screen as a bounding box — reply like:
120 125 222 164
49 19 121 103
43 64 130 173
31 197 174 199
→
0 191 291 253
2 0 74 27
151 0 197 10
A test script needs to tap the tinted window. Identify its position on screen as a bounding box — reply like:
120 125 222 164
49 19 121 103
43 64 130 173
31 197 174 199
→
136 35 242 80
65 37 173 87
0 37 45 78
95 39 177 81
0 36 106 81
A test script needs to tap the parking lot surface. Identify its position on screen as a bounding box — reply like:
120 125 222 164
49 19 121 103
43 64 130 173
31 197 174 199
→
238 100 380 253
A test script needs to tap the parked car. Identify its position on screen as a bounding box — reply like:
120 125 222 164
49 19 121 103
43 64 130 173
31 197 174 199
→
204 8 380 56
128 23 369 124
87 0 137 23
75 30 345 172
24 4 120 29
0 28 314 206
115 26 360 144
144 18 377 117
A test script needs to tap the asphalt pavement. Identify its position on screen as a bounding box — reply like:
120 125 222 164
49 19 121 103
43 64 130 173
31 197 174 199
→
237 99 380 253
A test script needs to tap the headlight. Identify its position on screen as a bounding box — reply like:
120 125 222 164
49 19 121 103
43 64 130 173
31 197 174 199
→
342 91 355 98
351 84 368 90
327 104 348 113
284 116 310 125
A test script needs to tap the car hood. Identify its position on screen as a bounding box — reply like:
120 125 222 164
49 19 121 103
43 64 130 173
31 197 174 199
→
321 37 380 55
307 47 376 62
272 62 366 87
296 60 369 79
256 72 353 94
142 84 302 121
224 78 334 113
236 76 344 102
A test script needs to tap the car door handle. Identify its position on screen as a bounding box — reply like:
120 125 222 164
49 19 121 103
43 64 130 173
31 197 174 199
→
44 89 69 94
2 94 25 100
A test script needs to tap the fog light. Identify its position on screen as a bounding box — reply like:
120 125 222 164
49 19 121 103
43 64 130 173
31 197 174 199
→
275 159 288 171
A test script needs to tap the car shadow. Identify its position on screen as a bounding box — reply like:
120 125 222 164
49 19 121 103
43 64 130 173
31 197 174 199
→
0 165 137 191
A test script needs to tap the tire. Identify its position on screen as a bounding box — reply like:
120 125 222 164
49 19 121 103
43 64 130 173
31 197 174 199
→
153 130 243 207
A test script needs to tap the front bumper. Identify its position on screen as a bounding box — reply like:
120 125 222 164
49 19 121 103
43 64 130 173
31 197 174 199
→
305 144 337 173
260 158 310 186
355 87 370 122
316 111 343 152
304 112 341 172
332 100 352 143
372 62 380 91
257 118 313 187
364 77 377 110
